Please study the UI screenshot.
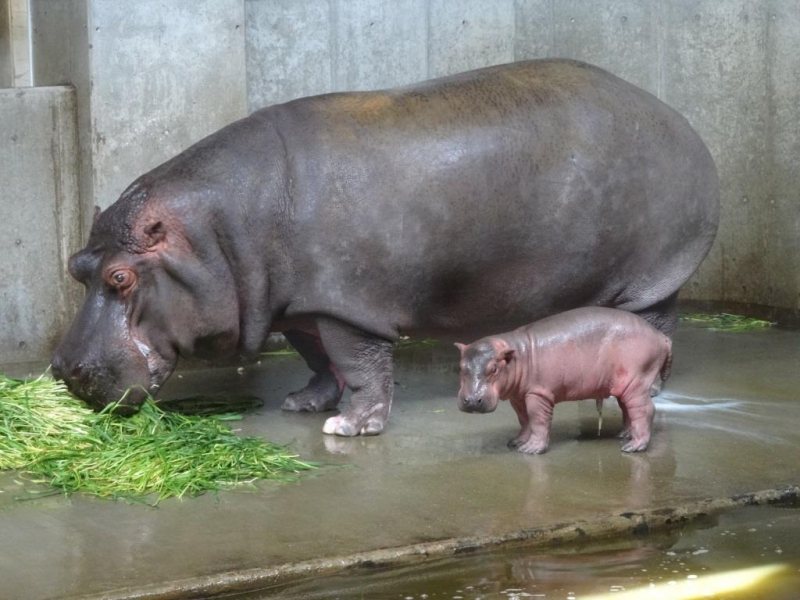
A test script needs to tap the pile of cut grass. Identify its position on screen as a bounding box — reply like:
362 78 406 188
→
680 312 775 332
0 374 315 502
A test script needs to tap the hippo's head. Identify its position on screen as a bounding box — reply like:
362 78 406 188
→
52 178 241 413
454 339 515 414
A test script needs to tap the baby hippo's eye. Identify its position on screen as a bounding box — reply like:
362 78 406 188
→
489 364 498 375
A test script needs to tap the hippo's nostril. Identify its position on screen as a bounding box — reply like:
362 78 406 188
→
70 363 85 381
51 358 65 381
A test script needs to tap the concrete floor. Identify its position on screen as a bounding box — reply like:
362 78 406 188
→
1 323 799 600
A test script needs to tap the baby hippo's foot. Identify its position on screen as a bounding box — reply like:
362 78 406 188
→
621 436 650 453
517 437 549 455
507 431 532 449
618 426 632 440
282 372 343 412
323 401 390 437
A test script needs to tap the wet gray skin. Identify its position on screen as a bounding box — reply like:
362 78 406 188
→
52 59 718 430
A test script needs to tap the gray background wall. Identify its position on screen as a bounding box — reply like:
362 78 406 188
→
1 0 798 366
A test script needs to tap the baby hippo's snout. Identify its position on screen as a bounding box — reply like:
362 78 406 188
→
459 394 494 413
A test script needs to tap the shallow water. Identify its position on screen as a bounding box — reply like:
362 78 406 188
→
247 505 800 599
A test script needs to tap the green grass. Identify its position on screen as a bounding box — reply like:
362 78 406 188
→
395 337 438 350
0 374 315 502
679 312 775 331
260 348 299 357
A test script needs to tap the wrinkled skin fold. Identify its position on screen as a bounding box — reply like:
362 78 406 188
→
52 59 718 434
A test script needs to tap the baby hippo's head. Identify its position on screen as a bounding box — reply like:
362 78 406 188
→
455 338 515 414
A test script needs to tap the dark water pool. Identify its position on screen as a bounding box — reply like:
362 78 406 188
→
241 505 800 599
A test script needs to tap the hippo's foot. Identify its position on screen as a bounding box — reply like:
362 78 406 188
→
323 403 389 437
618 426 632 440
316 317 395 437
621 438 649 453
507 432 532 449
517 438 549 455
282 372 343 413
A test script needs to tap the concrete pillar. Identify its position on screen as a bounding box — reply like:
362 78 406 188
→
0 87 81 366
0 1 10 87
31 0 247 235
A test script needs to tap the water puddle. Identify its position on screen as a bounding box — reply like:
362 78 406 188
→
243 505 800 599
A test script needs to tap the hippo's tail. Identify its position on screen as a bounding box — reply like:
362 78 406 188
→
660 339 673 382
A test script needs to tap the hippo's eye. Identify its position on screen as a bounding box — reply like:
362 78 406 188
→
488 364 498 376
107 268 135 291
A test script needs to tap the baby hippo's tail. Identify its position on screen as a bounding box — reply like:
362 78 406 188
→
660 338 673 382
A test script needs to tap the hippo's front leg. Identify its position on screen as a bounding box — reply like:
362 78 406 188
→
281 329 346 413
317 318 394 436
517 392 555 455
507 395 532 449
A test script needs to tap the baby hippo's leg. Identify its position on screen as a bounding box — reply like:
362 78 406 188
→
507 396 532 449
617 398 632 440
618 390 655 452
517 392 555 455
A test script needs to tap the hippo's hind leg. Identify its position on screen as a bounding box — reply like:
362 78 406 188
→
617 397 632 440
281 329 345 413
618 390 655 453
633 291 679 396
316 318 394 437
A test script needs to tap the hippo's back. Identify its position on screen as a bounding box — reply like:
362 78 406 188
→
524 307 669 344
264 60 719 340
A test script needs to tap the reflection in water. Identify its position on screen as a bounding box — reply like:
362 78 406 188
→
655 392 788 444
655 391 745 412
581 564 787 600
253 505 800 599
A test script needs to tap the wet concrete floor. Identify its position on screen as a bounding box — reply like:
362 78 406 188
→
1 323 799 600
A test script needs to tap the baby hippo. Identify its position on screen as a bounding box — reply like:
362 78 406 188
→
455 307 672 454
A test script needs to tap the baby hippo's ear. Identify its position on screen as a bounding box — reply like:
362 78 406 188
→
502 349 515 363
454 342 467 354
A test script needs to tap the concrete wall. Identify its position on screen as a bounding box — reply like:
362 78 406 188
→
246 0 800 319
31 0 248 233
0 87 82 366
0 0 797 367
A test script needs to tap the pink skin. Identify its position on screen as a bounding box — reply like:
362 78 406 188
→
456 307 672 454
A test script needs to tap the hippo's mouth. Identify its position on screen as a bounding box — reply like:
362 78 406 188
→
132 336 175 397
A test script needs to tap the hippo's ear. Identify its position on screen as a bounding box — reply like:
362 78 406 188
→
454 342 467 354
502 349 515 363
142 221 166 248
92 205 102 225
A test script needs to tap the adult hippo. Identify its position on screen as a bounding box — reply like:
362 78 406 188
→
52 59 719 436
